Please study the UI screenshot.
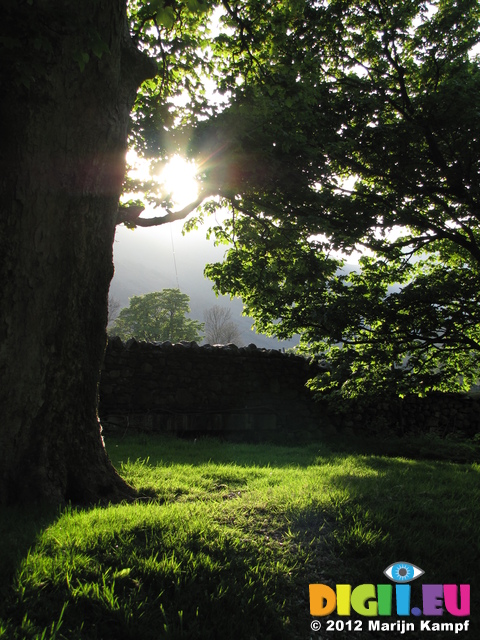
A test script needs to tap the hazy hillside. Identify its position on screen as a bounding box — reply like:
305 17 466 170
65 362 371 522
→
110 221 300 349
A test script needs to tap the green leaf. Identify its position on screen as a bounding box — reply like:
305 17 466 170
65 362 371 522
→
156 6 175 30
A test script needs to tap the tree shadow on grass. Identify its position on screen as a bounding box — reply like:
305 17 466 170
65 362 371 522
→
0 502 317 640
0 503 59 586
0 503 61 633
2 484 477 640
2 441 478 640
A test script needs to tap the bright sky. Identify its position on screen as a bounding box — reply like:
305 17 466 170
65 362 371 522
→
125 149 200 211
117 150 225 303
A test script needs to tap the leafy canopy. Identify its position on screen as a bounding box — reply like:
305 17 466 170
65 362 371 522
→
118 0 480 397
109 289 204 342
182 0 480 397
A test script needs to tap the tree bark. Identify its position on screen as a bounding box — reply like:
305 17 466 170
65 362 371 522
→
0 1 155 505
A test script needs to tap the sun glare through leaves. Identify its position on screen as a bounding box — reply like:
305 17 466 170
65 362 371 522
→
125 150 200 213
159 155 199 209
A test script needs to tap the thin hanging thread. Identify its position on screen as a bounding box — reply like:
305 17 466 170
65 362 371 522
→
170 225 180 289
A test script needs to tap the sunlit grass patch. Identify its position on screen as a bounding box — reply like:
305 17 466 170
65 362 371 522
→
0 434 478 639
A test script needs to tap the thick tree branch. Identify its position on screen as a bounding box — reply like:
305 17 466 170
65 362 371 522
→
117 191 213 228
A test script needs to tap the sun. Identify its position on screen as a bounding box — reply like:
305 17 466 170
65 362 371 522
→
124 150 200 213
159 155 199 209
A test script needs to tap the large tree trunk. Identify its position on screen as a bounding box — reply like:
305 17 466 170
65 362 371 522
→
0 2 155 504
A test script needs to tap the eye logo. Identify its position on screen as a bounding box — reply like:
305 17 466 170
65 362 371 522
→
384 561 424 583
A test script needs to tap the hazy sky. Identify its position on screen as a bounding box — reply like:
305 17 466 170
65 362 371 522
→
111 153 359 348
110 219 299 348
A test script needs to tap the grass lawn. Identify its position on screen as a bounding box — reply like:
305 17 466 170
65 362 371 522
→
0 434 478 639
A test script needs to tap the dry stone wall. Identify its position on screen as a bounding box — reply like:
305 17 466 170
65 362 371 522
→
99 337 324 440
323 392 480 439
99 338 480 441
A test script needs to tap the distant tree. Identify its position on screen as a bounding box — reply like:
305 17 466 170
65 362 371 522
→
204 305 242 345
107 295 121 326
110 289 204 342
